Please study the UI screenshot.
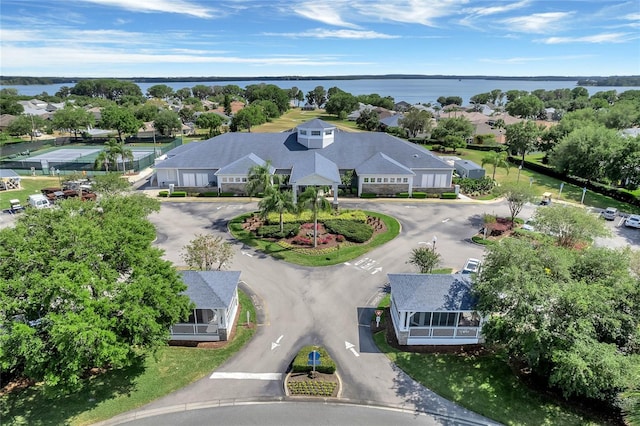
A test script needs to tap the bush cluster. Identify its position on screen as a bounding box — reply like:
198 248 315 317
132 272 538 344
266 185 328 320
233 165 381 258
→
158 190 168 197
324 219 373 243
291 346 336 374
454 177 495 195
169 191 187 197
200 192 219 197
396 192 410 198
287 380 336 396
360 193 377 198
267 210 366 225
256 224 299 238
440 192 457 199
412 192 427 199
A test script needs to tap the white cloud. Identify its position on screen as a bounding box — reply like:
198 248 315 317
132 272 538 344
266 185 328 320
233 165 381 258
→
76 0 217 18
292 2 360 29
500 12 573 33
353 0 465 27
464 0 530 17
540 32 636 44
264 28 399 39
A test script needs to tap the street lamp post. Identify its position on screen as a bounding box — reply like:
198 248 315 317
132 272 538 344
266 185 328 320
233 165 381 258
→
581 187 587 204
432 235 437 252
559 182 565 198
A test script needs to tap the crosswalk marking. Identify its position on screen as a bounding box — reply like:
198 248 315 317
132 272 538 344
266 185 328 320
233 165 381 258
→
210 372 283 380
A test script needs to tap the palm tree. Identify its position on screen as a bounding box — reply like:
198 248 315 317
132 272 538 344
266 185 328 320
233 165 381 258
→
481 150 510 180
94 150 112 172
297 186 331 248
258 187 296 233
246 160 278 197
103 138 134 174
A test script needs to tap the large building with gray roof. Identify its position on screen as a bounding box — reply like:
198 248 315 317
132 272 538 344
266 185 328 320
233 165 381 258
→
154 119 453 202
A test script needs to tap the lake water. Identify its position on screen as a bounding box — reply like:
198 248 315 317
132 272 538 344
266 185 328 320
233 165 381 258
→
3 78 634 105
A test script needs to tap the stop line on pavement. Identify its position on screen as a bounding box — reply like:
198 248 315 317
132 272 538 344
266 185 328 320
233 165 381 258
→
344 257 383 275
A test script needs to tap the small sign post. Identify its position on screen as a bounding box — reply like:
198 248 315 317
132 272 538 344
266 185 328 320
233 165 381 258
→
307 350 321 378
375 310 383 328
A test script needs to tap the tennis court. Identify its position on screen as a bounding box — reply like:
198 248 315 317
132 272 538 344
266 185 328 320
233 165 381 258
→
1 146 157 174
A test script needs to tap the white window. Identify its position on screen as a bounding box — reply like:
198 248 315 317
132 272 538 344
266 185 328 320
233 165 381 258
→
235 177 241 182
390 177 396 183
324 130 332 135
383 178 388 183
377 178 382 183
242 177 247 182
403 178 408 183
364 177 369 183
222 177 227 183
311 130 321 136
300 130 307 135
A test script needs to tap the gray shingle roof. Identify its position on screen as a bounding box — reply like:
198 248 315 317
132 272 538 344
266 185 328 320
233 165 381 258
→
156 120 452 174
356 152 415 175
180 270 240 309
296 119 336 130
389 273 476 311
0 169 20 178
290 152 341 184
215 153 269 175
454 159 483 172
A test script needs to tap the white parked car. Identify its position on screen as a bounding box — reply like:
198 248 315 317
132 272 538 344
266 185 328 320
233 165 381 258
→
625 214 640 228
462 258 481 274
602 207 618 220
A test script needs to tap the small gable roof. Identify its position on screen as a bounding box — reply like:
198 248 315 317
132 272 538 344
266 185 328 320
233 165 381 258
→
215 153 270 175
389 273 476 312
180 270 240 309
290 152 340 184
356 152 415 175
0 169 20 179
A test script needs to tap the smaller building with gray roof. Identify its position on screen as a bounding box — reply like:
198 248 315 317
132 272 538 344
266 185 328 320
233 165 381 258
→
388 273 484 345
170 270 240 342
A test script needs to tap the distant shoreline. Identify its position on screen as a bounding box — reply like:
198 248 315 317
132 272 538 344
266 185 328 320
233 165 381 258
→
2 74 639 86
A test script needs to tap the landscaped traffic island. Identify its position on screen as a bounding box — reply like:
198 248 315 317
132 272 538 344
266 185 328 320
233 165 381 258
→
229 209 400 266
285 346 339 398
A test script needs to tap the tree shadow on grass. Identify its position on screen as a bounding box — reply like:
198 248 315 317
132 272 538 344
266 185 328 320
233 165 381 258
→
2 356 145 426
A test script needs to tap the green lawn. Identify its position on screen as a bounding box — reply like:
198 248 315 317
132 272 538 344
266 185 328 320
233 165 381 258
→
373 332 604 426
253 108 361 133
0 176 61 210
229 210 400 266
1 290 257 426
444 148 639 213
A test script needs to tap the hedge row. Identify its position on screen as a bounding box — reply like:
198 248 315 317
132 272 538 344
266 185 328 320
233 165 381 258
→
256 224 300 239
360 192 377 198
412 192 426 199
291 346 336 374
266 210 367 225
158 190 186 197
324 219 373 243
440 192 457 199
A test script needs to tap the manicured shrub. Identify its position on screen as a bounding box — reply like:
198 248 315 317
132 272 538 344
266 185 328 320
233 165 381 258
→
440 192 457 199
256 224 299 238
219 192 236 197
169 191 187 197
335 234 345 242
158 190 169 197
292 236 312 245
396 192 410 198
412 192 427 199
201 191 218 197
291 345 336 374
267 209 367 224
324 219 373 243
360 193 377 198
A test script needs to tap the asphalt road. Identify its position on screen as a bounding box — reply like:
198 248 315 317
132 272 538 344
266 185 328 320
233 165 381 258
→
116 199 511 426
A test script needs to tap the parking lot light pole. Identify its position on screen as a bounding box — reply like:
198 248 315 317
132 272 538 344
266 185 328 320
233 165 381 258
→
581 187 587 204
432 235 437 252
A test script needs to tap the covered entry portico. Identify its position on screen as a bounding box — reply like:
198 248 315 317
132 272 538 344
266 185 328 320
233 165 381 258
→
290 152 341 207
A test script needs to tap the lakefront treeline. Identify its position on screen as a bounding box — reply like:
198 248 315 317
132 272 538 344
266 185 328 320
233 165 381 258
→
2 75 639 86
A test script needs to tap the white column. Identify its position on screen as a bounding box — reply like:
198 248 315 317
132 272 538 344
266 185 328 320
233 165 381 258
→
357 177 363 197
408 177 413 197
332 183 338 207
292 183 298 203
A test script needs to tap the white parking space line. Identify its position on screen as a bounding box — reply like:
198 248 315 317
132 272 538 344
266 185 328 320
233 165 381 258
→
210 372 283 380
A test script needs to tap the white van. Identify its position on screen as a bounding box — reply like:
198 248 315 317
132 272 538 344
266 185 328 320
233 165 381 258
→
28 194 51 209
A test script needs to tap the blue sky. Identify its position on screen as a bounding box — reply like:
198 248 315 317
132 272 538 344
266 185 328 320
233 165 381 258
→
1 0 639 77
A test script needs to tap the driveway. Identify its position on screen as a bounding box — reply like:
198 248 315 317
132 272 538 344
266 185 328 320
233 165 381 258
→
111 197 631 425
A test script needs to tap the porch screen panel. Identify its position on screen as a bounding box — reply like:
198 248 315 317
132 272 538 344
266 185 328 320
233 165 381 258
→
421 174 435 188
434 174 448 187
